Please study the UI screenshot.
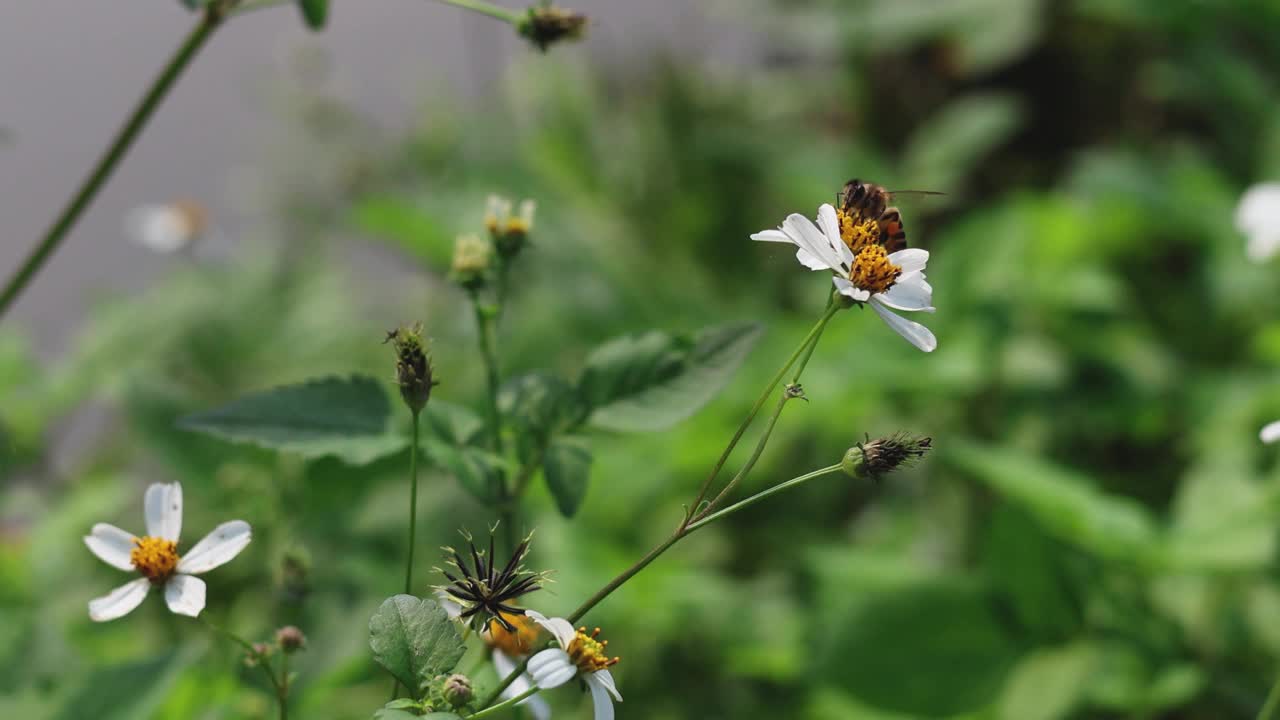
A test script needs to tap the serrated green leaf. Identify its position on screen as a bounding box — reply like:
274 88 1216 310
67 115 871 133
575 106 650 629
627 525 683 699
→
426 440 505 503
500 371 582 461
945 442 1159 562
544 435 592 517
297 0 328 30
581 322 763 432
178 375 408 464
369 595 465 696
350 196 453 267
996 643 1097 720
424 401 484 446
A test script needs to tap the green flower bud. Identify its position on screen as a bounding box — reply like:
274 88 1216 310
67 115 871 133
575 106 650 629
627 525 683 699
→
385 323 436 414
442 673 473 708
841 433 932 482
516 5 587 52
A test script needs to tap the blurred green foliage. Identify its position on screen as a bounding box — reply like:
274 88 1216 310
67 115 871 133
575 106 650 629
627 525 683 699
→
6 0 1280 717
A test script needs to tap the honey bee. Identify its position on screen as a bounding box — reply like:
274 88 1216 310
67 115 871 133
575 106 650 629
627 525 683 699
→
837 179 943 253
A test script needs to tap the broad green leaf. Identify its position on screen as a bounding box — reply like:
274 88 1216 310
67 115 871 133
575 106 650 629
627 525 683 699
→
581 322 763 432
996 643 1097 720
178 375 408 464
500 371 582 461
374 711 420 720
425 440 505 503
369 595 465 695
903 93 1023 195
350 196 453 268
297 0 329 30
819 580 1019 715
945 442 1159 562
424 401 484 446
543 435 592 517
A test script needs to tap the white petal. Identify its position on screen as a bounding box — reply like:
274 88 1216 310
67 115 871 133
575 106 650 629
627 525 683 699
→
89 577 151 622
435 590 463 619
1246 232 1280 263
782 213 843 270
528 648 577 689
144 482 182 542
493 650 548 718
795 247 830 271
1261 420 1280 444
817 203 854 265
1236 183 1280 233
871 301 937 352
587 674 616 720
591 668 623 702
164 574 206 617
750 229 793 244
833 276 870 302
876 272 934 312
126 205 191 254
84 523 137 571
524 610 577 649
177 520 250 574
888 248 929 274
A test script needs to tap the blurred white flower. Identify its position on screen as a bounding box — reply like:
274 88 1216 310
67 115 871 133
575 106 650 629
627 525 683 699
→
1262 420 1280 444
125 201 207 254
1236 183 1280 262
752 203 937 352
436 596 550 720
526 611 622 720
83 482 251 622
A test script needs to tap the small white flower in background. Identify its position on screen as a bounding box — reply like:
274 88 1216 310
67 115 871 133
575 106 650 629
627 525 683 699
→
526 610 622 720
1236 183 1280 262
1262 420 1280 444
125 201 208 254
436 595 551 720
752 203 937 352
83 482 251 622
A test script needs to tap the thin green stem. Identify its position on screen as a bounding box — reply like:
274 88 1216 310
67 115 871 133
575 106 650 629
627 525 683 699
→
469 290 516 551
1260 670 1280 720
278 653 290 720
473 686 541 718
431 0 522 23
405 410 422 594
0 9 225 320
200 618 287 714
688 465 843 532
682 299 840 528
230 0 290 16
699 391 793 519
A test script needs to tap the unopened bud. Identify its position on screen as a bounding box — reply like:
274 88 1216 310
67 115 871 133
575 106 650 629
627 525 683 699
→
245 641 273 667
275 625 307 653
443 673 473 708
517 5 587 52
451 234 493 289
841 433 932 481
385 323 436 414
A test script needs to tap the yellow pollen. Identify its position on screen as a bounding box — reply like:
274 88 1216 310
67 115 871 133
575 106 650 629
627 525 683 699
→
568 626 620 673
130 536 179 582
849 245 902 295
838 208 880 253
483 611 541 657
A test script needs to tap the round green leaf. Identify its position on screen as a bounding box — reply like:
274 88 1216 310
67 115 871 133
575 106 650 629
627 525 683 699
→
543 436 592 517
369 595 465 694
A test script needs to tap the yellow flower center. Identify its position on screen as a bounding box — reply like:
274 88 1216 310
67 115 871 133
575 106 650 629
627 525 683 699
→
849 244 902 295
568 626 619 673
838 208 881 253
130 536 180 582
484 611 542 657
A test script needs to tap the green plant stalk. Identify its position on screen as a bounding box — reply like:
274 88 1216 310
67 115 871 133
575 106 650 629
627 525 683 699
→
200 618 288 719
472 686 541 718
687 464 843 531
431 0 522 23
699 391 792 519
0 10 225 320
1259 672 1280 720
469 290 516 552
404 410 422 594
682 297 840 527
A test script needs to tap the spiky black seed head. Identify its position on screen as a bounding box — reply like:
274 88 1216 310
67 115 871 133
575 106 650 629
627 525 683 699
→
435 529 549 634
517 5 587 52
842 433 932 482
386 323 435 414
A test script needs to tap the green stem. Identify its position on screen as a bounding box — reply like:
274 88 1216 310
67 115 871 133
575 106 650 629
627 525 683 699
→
278 653 290 720
469 291 516 551
687 465 843 532
199 618 287 714
230 0 290 15
431 0 522 23
699 391 793 519
1259 671 1280 720
682 298 840 528
0 9 225 320
405 411 422 594
472 686 541 718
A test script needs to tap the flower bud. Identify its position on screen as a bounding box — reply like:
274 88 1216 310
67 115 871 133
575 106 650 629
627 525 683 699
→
275 625 307 653
517 5 587 52
451 234 493 290
442 673 473 708
385 323 436 414
841 433 932 482
245 641 273 667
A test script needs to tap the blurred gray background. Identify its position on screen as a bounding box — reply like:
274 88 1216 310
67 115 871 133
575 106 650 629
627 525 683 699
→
0 0 739 355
